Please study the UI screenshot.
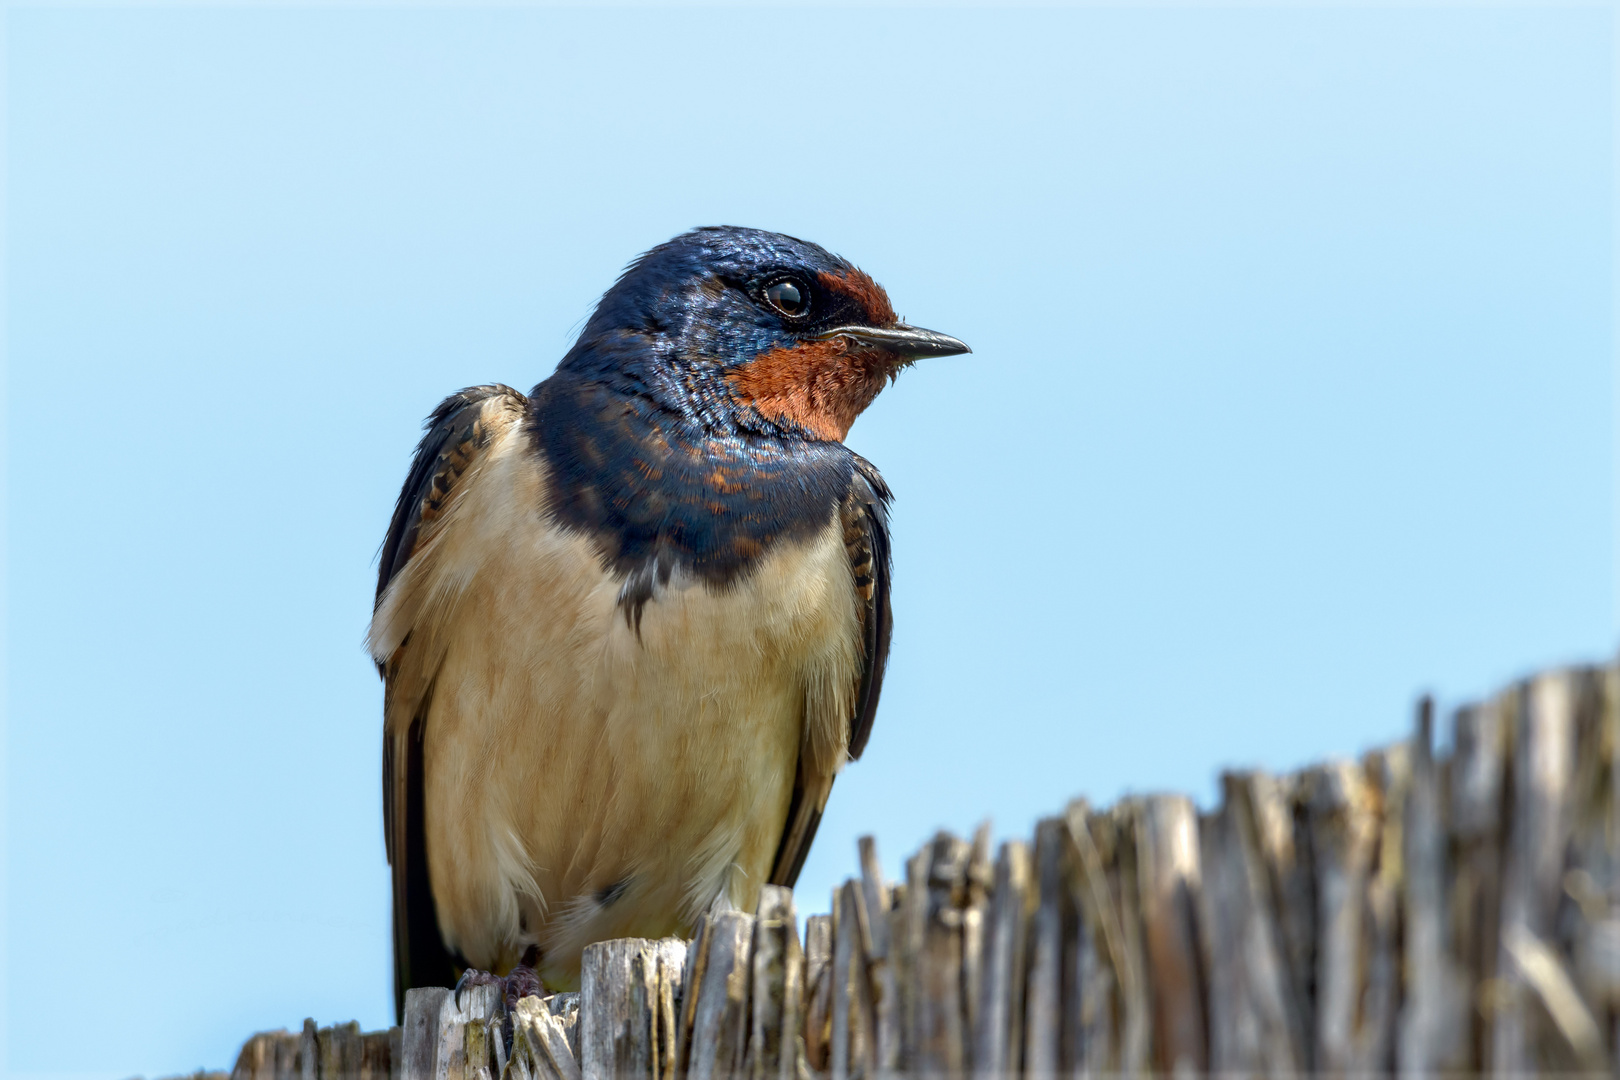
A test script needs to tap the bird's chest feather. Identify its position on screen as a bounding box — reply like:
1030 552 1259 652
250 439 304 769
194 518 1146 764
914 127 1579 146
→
407 422 861 976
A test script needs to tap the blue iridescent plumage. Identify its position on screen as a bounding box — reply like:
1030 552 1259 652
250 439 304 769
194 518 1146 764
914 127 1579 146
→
530 227 886 601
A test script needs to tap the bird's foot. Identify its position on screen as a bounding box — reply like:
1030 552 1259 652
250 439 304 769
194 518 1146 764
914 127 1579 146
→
453 946 543 1012
453 946 544 1051
503 945 544 1013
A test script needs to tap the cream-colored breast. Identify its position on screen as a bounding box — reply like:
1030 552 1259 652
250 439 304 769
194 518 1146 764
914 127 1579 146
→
374 420 862 986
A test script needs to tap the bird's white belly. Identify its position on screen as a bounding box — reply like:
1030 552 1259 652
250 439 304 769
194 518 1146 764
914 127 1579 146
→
415 439 860 986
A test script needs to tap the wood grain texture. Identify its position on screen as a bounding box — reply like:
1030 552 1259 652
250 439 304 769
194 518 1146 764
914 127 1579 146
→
230 1029 301 1080
744 885 802 1080
1491 672 1596 1075
1021 818 1069 1080
802 913 834 1073
1398 698 1469 1076
1302 760 1380 1073
683 911 754 1080
404 985 452 1080
507 996 583 1080
958 824 991 1070
1569 667 1620 1064
857 837 900 1076
909 834 969 1078
1198 774 1308 1074
1134 794 1207 1076
829 882 872 1080
1452 693 1511 1072
579 938 686 1080
434 981 501 1080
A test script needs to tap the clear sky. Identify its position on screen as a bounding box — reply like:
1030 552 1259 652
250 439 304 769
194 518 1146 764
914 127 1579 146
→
5 5 1614 1077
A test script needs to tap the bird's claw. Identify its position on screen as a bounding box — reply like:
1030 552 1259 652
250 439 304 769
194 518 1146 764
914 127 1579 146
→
452 968 505 1013
453 946 545 1015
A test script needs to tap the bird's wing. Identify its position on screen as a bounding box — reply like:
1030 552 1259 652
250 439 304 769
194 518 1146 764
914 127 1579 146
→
768 456 894 887
373 384 529 1021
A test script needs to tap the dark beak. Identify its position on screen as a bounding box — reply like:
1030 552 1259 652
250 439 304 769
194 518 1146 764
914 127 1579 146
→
815 323 972 359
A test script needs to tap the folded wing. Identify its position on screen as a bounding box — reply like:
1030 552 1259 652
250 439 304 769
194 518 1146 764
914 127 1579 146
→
768 456 894 887
373 384 529 1021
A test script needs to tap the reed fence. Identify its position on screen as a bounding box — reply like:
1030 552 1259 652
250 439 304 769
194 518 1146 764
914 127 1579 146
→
218 659 1619 1080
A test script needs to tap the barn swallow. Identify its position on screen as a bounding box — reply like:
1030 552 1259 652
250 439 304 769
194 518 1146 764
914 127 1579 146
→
369 226 969 1018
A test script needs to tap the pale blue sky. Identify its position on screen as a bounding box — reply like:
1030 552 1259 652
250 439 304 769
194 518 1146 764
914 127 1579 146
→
6 5 1614 1077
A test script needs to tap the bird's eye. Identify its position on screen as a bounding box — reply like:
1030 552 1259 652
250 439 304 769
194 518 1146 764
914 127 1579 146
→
764 278 809 318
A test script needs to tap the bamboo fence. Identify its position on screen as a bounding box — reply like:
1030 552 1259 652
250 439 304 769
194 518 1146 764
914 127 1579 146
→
217 659 1619 1080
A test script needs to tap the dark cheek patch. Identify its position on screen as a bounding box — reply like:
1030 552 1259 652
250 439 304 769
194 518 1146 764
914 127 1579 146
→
819 268 896 326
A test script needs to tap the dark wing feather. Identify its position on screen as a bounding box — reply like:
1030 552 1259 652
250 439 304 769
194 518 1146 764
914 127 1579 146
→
845 457 894 759
378 384 525 1021
387 707 457 1022
377 385 523 606
767 457 894 887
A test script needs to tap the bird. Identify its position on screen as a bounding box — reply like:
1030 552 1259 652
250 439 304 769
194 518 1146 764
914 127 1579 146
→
368 226 969 1019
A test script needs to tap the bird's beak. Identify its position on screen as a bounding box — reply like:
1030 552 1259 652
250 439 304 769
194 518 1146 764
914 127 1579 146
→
815 323 972 359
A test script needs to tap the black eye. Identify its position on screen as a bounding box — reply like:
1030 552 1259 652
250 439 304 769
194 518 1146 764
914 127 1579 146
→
764 278 809 318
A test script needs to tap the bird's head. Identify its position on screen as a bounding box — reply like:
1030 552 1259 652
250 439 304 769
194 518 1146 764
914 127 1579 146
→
561 226 969 442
